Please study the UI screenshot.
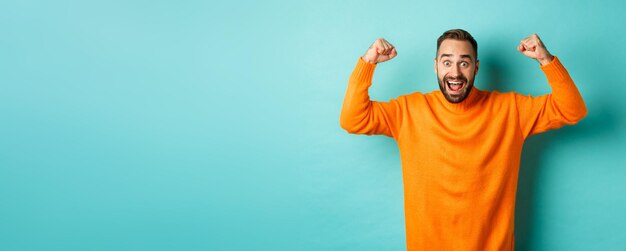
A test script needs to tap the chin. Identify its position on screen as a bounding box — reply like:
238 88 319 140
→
440 82 473 103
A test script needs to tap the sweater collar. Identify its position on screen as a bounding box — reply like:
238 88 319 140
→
437 86 482 112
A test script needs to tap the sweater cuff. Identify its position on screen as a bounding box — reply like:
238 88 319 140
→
540 56 570 83
351 57 377 83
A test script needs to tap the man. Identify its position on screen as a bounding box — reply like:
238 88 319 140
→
339 29 587 250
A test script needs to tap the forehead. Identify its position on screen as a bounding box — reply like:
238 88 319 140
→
437 39 475 59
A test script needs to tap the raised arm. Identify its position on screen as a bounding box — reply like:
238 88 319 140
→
515 34 588 138
339 38 403 137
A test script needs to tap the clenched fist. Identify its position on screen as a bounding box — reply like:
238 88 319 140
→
517 34 554 66
362 38 397 64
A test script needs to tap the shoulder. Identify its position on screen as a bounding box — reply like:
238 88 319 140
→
385 91 429 110
397 91 428 102
473 89 526 111
483 89 527 101
484 90 540 112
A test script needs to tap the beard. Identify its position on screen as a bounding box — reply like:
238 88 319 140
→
437 71 475 103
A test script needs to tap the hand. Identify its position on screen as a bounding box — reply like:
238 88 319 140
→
362 38 397 64
517 34 554 65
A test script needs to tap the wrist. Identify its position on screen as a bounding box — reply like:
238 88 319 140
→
361 56 377 64
538 55 554 66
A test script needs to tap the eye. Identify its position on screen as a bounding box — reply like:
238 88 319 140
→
460 62 469 68
443 61 451 67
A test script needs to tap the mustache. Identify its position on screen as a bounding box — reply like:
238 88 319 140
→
443 75 468 82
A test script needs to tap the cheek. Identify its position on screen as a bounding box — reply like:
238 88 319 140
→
436 68 447 78
437 73 446 81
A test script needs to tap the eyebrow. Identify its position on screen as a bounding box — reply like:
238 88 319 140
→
440 54 473 60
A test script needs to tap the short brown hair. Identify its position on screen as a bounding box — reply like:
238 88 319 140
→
436 29 478 60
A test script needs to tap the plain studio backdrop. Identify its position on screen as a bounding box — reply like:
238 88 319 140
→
1 0 625 250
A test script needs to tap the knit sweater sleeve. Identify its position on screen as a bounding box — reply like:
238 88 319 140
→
339 57 403 138
515 56 588 138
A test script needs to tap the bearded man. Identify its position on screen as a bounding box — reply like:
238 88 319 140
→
339 29 587 250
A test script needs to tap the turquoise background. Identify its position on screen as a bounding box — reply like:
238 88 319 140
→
1 0 625 250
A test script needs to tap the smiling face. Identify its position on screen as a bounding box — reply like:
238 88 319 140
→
435 39 479 103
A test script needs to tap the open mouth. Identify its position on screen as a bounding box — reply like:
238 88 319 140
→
446 80 465 94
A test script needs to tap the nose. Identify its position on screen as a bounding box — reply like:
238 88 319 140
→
450 65 461 77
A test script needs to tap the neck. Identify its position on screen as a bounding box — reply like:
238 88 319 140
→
439 86 482 112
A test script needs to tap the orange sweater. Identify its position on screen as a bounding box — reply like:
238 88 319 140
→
340 57 587 250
